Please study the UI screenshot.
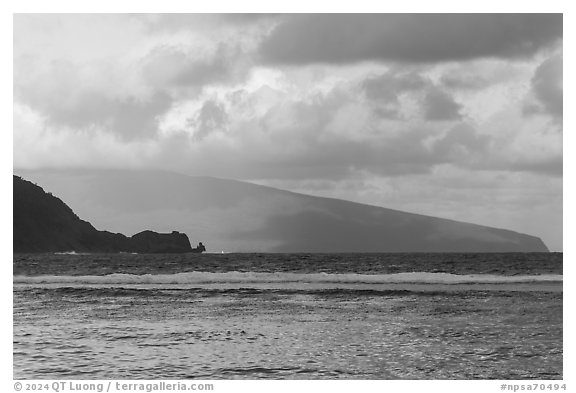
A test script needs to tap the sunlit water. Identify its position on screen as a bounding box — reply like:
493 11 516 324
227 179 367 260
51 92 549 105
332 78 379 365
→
14 253 562 379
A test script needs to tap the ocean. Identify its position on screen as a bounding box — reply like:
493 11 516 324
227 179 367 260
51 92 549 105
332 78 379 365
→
13 252 563 380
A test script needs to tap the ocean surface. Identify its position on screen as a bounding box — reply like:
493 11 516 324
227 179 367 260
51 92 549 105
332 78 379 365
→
13 253 563 379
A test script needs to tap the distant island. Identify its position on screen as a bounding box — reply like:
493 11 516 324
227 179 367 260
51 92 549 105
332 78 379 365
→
15 169 550 253
13 175 200 254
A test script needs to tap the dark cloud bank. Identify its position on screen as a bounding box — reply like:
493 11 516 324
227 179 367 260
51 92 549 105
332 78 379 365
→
260 14 562 65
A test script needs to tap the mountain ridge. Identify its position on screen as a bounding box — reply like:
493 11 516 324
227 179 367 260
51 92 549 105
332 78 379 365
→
14 168 549 253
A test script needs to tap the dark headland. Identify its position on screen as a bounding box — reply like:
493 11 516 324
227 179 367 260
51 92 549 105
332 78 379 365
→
13 175 196 253
14 169 550 253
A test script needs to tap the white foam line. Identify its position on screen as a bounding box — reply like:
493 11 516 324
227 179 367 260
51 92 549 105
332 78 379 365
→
12 271 563 285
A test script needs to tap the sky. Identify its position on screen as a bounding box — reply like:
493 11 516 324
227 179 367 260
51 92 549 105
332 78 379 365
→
12 13 563 250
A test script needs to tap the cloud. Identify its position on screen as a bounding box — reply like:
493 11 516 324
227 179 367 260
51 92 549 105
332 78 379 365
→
524 54 563 119
437 61 526 91
141 45 232 88
160 88 498 180
361 71 427 118
13 82 450 180
13 103 161 170
14 61 561 181
362 71 427 102
13 16 256 141
259 14 562 65
14 59 174 141
136 14 279 32
505 157 562 176
422 88 463 121
467 109 562 176
361 71 463 121
432 123 490 159
188 100 229 141
440 73 490 90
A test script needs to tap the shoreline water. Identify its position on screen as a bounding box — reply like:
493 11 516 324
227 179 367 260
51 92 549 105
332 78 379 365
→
13 253 563 379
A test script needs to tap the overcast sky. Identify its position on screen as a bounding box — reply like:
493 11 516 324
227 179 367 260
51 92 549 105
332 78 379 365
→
13 14 563 250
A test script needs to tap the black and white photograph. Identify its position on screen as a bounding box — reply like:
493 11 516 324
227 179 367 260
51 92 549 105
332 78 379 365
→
12 12 564 384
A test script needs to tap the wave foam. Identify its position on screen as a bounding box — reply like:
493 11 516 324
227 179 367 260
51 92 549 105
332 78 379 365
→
13 271 563 286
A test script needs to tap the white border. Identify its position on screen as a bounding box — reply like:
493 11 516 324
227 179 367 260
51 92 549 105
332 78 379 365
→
3 4 570 391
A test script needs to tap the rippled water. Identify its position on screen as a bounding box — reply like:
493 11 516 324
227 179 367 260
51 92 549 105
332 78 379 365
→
13 252 562 276
13 253 563 379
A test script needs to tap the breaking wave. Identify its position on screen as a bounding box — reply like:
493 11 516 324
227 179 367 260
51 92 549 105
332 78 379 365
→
13 271 562 287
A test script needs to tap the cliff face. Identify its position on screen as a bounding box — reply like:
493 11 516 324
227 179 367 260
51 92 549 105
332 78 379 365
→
15 169 550 253
13 175 193 253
